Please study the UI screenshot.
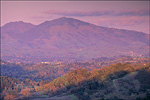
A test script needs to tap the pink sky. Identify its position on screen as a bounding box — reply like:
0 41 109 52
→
1 1 149 34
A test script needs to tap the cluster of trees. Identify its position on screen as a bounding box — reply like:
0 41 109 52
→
1 57 150 100
41 63 150 100
1 56 149 82
0 76 21 100
1 60 100 82
0 76 41 100
1 62 150 100
1 76 21 91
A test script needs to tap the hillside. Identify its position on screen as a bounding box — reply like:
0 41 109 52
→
2 63 149 100
1 17 149 63
40 63 150 100
1 56 149 82
1 57 149 100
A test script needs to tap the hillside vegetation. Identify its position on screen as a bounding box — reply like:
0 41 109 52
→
40 63 150 100
1 57 150 100
1 56 149 81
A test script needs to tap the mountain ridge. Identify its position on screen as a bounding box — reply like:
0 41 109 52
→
1 17 149 63
2 21 35 33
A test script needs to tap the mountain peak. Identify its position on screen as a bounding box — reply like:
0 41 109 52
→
2 21 35 33
52 17 73 22
39 17 90 28
59 17 67 19
2 17 149 63
3 21 34 27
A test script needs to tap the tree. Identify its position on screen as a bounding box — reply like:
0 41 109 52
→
4 94 15 100
19 88 32 97
39 80 44 86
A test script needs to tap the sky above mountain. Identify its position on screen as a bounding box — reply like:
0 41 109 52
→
1 1 149 34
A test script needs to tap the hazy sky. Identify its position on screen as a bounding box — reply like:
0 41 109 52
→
1 1 150 34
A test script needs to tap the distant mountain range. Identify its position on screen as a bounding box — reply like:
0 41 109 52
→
1 17 149 63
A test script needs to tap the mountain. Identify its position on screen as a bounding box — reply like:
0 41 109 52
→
1 17 149 63
1 21 35 39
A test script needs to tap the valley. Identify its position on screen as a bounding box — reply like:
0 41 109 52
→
1 1 149 100
1 57 150 100
1 17 149 100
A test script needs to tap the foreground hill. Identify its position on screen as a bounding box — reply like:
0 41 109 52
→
2 63 148 100
1 17 149 63
39 63 150 100
1 57 149 100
